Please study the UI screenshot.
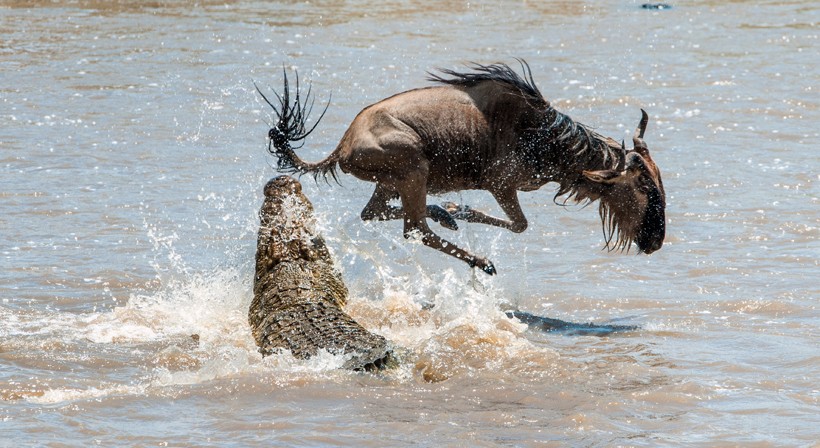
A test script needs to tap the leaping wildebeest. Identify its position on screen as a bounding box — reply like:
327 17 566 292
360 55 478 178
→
257 61 666 275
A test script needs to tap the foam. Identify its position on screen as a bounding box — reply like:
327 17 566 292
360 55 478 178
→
79 267 253 344
5 196 561 408
27 384 145 405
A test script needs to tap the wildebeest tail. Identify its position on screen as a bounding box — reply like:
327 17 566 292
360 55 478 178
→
255 68 339 182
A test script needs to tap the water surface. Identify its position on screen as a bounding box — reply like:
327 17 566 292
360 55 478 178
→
1 0 817 446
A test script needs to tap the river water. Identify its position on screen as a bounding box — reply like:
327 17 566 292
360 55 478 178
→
1 0 817 446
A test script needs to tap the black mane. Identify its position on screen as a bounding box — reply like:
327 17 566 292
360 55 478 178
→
428 61 612 156
428 60 545 105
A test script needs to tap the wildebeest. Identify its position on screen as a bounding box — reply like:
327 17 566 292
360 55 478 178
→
257 61 665 275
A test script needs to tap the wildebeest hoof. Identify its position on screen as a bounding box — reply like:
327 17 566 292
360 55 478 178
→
470 258 496 275
427 204 459 230
442 202 473 220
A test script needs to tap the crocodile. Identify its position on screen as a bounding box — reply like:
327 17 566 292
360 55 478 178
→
248 175 393 371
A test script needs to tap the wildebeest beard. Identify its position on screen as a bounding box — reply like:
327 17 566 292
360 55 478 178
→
599 193 640 253
575 168 665 254
550 178 644 254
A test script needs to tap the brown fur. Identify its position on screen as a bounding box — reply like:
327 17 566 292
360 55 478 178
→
260 62 666 274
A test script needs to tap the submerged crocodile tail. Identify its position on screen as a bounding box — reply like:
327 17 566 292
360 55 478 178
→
249 175 393 371
506 310 638 336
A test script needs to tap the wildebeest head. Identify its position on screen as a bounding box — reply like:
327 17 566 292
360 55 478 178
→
582 110 666 254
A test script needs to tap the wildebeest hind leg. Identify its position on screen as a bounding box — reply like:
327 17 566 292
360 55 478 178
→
360 183 403 221
397 171 496 275
361 184 457 230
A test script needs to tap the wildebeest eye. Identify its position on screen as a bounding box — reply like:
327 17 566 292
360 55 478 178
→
626 152 646 171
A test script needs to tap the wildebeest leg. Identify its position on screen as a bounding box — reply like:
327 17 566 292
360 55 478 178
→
442 188 528 233
361 184 458 230
397 170 496 275
360 183 402 221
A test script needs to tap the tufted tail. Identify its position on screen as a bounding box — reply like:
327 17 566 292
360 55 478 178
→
255 68 340 183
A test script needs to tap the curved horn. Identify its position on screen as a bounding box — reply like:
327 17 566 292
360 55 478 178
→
635 109 648 139
616 139 626 171
633 109 649 151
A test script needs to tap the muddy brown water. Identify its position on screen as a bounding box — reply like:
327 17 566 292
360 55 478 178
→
1 0 817 446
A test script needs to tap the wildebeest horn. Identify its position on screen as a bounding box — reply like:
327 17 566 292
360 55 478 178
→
633 109 649 152
617 139 626 171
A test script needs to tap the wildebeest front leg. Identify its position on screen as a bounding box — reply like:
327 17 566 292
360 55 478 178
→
442 187 528 233
398 172 496 275
361 184 458 230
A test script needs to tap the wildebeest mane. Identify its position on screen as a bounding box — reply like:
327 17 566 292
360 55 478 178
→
546 112 620 196
428 60 545 107
429 61 619 179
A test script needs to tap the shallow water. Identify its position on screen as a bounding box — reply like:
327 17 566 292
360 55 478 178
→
1 0 818 446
